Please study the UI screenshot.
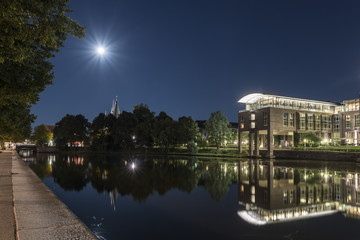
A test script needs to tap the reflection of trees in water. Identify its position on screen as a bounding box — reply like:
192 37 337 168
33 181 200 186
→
88 157 206 202
31 154 238 201
29 154 52 179
51 155 89 191
201 163 236 201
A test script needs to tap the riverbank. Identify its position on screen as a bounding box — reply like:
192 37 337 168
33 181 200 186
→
34 146 360 163
0 150 97 239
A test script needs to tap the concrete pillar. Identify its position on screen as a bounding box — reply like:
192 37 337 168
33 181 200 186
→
249 132 253 156
267 160 274 193
267 128 274 157
255 160 259 186
239 161 242 182
249 160 254 184
239 131 242 153
261 134 265 148
255 131 259 156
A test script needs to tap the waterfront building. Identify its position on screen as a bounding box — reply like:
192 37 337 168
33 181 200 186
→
238 93 360 156
237 160 360 225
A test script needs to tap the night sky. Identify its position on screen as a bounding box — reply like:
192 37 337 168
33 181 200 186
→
31 0 360 126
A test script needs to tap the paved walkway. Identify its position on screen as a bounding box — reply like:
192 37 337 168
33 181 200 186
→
0 151 97 240
0 151 16 240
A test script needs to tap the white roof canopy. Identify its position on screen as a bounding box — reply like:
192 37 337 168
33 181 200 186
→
238 93 264 104
238 93 340 106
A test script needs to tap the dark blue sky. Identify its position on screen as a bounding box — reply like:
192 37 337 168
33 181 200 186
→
32 0 360 126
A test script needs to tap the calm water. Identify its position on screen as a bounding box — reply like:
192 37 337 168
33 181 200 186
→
26 153 360 240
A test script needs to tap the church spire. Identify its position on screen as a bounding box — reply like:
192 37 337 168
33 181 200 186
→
110 96 120 118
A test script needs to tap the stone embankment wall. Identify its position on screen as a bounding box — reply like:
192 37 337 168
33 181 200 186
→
36 146 58 153
273 150 360 162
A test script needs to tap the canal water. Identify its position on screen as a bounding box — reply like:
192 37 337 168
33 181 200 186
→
26 153 360 240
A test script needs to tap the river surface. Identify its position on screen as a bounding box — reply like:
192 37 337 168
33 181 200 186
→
25 153 360 240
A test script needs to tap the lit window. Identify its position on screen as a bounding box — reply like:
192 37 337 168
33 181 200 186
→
283 191 288 205
300 113 306 130
240 117 244 129
283 113 288 126
356 115 360 128
307 114 314 130
346 115 351 129
289 113 294 127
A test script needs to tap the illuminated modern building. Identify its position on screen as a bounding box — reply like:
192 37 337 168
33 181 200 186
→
238 93 360 156
237 160 360 225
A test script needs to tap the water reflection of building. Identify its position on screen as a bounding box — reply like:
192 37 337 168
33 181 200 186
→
238 160 360 224
109 189 118 211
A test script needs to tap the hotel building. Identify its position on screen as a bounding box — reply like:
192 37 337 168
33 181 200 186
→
238 93 360 157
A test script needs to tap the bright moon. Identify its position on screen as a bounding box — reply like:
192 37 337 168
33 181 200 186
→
97 46 105 55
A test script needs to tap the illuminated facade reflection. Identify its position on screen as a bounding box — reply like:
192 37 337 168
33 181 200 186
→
238 160 360 224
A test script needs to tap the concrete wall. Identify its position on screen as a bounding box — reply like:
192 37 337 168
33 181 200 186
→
273 150 360 162
36 146 58 153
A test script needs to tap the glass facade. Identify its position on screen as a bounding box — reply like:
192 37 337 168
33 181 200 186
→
307 114 314 130
244 95 337 113
322 115 331 131
344 99 359 112
315 115 321 130
346 115 351 129
299 113 306 130
289 113 294 127
356 115 360 128
333 114 339 132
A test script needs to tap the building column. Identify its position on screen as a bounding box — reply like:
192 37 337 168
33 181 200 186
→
249 132 253 156
255 131 259 156
267 160 274 191
239 131 243 153
249 159 254 184
267 128 273 157
261 134 265 148
255 160 259 186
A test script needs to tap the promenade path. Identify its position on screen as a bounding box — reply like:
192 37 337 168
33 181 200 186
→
0 151 16 240
0 151 97 240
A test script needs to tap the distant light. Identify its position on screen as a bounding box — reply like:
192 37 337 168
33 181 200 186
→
97 46 105 55
131 163 135 170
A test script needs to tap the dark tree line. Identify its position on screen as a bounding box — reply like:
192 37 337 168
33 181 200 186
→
53 104 201 152
30 154 238 202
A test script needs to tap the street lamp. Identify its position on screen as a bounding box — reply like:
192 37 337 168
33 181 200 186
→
303 139 307 151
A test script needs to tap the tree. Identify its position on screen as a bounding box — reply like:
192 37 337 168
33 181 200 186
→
0 0 85 140
31 124 52 146
302 132 321 147
133 104 155 148
90 113 117 151
205 111 232 149
111 111 136 150
53 114 90 148
177 116 200 152
0 103 35 142
153 112 176 152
